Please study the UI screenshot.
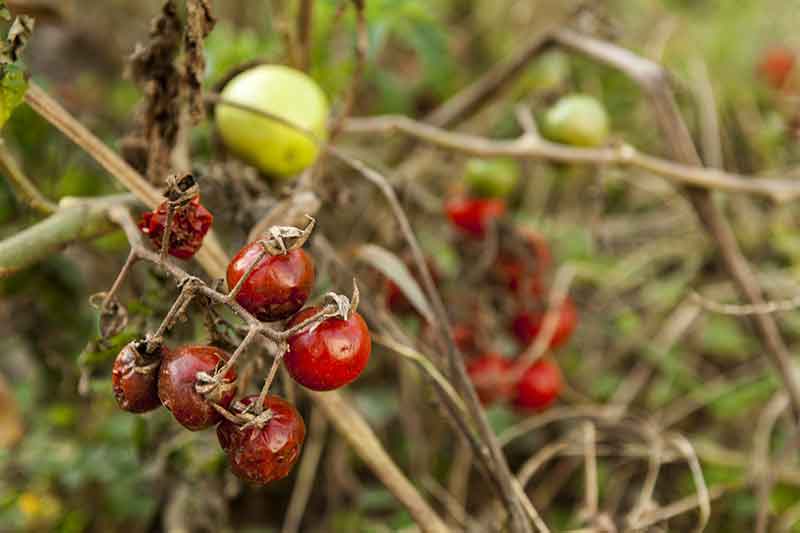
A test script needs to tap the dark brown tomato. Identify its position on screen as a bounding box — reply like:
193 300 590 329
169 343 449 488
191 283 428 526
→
112 342 162 413
217 395 306 484
158 345 237 431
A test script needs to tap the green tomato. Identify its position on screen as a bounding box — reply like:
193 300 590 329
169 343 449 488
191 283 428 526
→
216 65 329 179
464 158 520 198
517 51 570 94
542 94 609 147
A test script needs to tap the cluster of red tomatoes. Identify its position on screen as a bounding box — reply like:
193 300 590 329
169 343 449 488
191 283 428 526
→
387 159 577 414
112 193 371 485
449 196 573 413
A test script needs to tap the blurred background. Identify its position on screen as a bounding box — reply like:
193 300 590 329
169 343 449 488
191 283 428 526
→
2 1 800 532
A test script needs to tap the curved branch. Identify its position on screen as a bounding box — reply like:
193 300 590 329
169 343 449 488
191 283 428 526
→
342 115 800 203
0 194 134 278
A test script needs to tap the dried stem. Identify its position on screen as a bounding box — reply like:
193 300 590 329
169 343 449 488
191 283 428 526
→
24 82 230 278
342 115 800 203
549 27 800 423
282 407 327 533
255 343 287 413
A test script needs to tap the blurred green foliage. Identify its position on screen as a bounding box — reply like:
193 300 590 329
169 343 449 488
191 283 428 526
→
2 0 800 531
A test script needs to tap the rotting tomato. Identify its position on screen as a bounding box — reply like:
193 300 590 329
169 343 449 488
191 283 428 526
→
217 394 306 484
111 341 162 414
138 196 213 260
158 345 237 431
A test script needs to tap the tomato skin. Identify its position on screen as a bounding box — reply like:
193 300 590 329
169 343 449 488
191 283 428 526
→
216 65 329 178
494 229 552 295
227 245 315 322
467 353 514 405
138 196 213 260
542 94 609 147
758 46 795 89
511 297 577 350
285 307 372 391
464 158 520 199
217 395 306 484
157 345 237 431
112 343 162 413
445 197 506 238
452 323 478 355
512 358 562 412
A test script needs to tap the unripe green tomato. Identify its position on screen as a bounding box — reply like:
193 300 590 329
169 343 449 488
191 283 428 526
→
464 158 520 198
542 94 609 147
519 51 570 94
216 65 329 179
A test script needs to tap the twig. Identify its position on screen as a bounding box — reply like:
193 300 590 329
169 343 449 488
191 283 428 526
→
295 0 314 71
0 140 56 214
327 146 541 533
550 27 800 424
582 422 598 520
23 82 230 278
327 0 366 141
669 434 710 533
282 407 327 533
691 290 800 316
342 114 800 203
422 2 583 129
754 394 789 533
308 389 451 533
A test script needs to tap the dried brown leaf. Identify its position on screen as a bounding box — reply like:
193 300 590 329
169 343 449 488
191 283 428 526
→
183 0 215 122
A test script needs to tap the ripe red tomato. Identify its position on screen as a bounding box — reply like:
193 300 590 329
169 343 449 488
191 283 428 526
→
494 229 552 294
227 244 315 322
758 46 795 89
444 197 506 238
512 358 562 412
157 345 237 431
285 307 372 391
217 394 306 484
452 323 478 354
112 343 162 413
138 196 213 260
466 353 514 405
511 297 577 350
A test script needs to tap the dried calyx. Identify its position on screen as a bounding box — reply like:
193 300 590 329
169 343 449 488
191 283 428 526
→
255 215 316 255
164 172 200 205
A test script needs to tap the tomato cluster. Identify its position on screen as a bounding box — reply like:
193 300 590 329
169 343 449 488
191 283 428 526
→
388 159 577 414
110 194 372 485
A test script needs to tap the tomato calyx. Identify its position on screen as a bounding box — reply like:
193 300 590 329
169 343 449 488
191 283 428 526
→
254 215 316 256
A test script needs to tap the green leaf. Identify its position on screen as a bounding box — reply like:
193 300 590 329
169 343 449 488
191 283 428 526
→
0 63 26 129
354 244 435 323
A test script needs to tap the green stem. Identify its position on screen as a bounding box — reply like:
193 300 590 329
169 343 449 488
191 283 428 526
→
0 194 134 277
